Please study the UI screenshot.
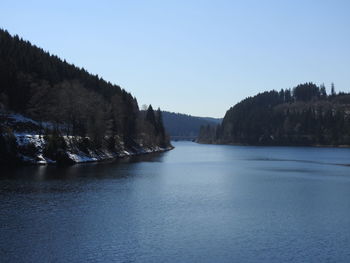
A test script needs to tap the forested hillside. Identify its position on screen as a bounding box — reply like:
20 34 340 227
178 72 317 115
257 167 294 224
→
198 83 350 146
0 29 171 164
161 111 221 140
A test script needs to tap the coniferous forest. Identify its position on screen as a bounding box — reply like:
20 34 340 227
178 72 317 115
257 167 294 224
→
198 83 350 146
0 29 171 164
1 27 350 164
161 111 221 140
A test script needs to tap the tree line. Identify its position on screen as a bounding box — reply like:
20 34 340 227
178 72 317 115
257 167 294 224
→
0 28 170 152
198 83 350 146
161 111 221 140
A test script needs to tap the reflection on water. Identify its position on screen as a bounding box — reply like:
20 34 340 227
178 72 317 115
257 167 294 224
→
1 151 166 181
1 142 350 263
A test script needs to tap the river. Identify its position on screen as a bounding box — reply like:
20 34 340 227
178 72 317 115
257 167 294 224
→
1 141 350 262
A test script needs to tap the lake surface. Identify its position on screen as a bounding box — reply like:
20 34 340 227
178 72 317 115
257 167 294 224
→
1 141 350 262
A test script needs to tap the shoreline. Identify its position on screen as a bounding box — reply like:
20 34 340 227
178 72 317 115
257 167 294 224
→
3 146 174 167
65 146 175 165
196 141 350 149
22 146 175 167
1 113 174 166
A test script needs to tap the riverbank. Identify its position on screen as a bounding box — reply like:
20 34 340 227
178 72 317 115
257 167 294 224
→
0 113 173 165
196 140 350 148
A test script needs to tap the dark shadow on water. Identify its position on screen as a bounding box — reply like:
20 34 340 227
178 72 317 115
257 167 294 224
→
0 151 167 182
0 152 168 195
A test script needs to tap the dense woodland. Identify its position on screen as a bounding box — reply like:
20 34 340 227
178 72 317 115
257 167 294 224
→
161 111 221 140
0 28 170 163
198 83 350 146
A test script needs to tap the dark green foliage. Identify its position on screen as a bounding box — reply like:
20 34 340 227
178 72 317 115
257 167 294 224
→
0 127 18 164
293 83 320 102
161 111 222 140
0 28 171 153
331 83 336 96
43 134 67 159
107 136 116 151
138 105 170 147
43 134 74 164
145 105 156 127
18 142 38 157
156 108 165 137
320 84 327 98
199 83 350 146
75 137 93 155
0 29 123 110
146 106 166 138
198 124 217 144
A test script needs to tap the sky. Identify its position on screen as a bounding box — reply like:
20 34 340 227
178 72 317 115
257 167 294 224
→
1 0 350 117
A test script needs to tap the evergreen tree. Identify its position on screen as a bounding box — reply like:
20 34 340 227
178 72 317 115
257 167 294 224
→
331 83 336 96
198 83 350 146
320 83 327 98
156 108 165 137
284 89 292 102
0 28 171 154
145 105 156 127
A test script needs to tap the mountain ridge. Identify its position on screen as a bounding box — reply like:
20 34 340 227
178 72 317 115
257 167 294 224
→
161 110 222 140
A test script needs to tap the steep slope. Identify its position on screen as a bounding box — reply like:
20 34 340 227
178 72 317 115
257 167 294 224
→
0 29 172 164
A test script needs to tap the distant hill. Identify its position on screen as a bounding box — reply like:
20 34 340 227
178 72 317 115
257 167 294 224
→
162 111 221 140
198 83 350 146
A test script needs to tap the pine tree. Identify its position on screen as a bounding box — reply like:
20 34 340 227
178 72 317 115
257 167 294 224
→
331 83 336 96
156 108 165 137
320 83 327 98
145 105 156 127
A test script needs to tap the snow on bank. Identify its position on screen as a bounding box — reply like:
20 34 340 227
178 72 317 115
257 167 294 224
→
65 145 172 164
15 133 45 147
12 132 172 165
2 113 173 165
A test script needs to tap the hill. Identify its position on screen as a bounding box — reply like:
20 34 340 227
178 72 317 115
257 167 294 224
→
0 29 172 165
198 83 350 146
161 111 221 140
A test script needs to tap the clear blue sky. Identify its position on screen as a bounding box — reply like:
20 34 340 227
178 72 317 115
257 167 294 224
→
1 0 349 117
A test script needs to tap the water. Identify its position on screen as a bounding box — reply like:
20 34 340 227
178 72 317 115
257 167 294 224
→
1 141 350 262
